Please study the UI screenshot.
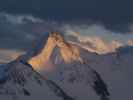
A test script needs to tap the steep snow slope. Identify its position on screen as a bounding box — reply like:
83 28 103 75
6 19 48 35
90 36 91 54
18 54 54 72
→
0 32 133 100
0 59 75 100
0 32 109 100
41 41 133 100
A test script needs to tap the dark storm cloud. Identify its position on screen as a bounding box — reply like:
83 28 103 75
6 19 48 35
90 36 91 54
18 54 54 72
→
0 12 133 53
0 12 68 50
0 13 52 50
0 0 133 23
0 0 133 33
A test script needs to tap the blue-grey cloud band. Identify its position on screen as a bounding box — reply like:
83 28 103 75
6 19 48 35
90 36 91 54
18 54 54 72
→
0 12 133 51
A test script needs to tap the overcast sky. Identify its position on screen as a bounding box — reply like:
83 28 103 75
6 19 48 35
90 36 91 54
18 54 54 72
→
0 0 133 50
0 0 133 24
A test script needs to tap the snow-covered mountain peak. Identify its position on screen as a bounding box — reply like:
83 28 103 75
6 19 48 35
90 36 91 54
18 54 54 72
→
24 32 83 71
0 32 111 100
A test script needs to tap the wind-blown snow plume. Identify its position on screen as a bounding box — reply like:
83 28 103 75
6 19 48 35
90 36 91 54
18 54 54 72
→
65 31 123 54
80 38 123 54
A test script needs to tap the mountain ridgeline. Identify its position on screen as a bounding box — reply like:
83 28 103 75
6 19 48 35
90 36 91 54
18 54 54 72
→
0 32 111 100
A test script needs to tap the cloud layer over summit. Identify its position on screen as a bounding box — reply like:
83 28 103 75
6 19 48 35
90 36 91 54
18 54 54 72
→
0 12 133 52
0 0 133 32
0 0 133 23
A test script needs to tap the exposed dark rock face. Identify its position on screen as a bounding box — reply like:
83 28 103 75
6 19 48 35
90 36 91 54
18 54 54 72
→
92 70 110 100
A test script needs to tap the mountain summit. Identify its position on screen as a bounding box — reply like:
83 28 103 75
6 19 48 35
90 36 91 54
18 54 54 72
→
0 32 110 100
